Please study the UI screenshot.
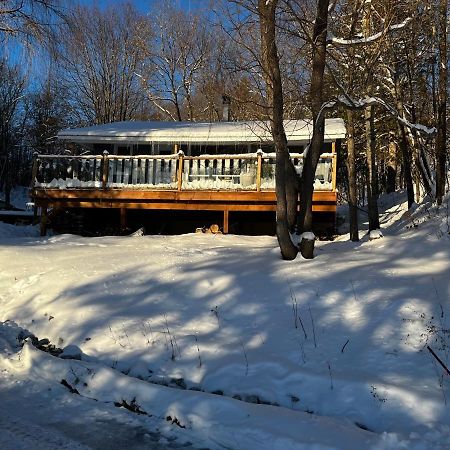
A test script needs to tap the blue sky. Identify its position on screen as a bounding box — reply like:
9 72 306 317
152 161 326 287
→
75 0 206 13
5 0 212 91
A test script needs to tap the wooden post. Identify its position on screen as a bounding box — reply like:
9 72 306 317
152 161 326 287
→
256 150 263 192
177 151 184 191
120 208 127 232
223 210 229 234
102 150 109 190
40 205 48 237
331 141 336 154
332 153 338 192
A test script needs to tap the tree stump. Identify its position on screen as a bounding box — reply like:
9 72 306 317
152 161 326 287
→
299 233 315 259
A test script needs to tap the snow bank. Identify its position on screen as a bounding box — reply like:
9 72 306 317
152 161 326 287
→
369 229 383 240
1 193 450 448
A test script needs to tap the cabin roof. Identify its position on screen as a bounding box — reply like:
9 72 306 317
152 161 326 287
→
57 118 346 145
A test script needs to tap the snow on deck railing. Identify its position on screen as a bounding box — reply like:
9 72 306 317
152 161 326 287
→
32 151 336 192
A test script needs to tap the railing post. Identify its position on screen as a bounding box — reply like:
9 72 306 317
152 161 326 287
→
177 150 184 191
31 152 39 189
332 152 337 192
256 149 263 192
102 150 109 190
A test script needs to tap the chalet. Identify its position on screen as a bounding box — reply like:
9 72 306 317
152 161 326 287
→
31 119 346 235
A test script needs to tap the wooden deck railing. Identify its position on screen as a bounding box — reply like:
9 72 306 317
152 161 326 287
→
32 151 337 192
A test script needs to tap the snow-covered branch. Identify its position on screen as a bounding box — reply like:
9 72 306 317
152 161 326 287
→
315 95 437 136
134 71 178 121
328 17 412 46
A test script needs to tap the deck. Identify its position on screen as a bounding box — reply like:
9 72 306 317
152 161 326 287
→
31 151 337 235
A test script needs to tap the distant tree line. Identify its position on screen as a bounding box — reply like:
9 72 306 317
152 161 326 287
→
0 0 447 258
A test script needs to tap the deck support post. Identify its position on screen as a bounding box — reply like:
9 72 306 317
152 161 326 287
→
120 208 127 232
40 205 48 237
223 210 229 234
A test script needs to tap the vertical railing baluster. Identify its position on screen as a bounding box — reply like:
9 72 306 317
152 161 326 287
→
125 158 131 185
155 158 161 184
115 159 120 184
102 151 109 190
147 158 153 184
162 159 167 183
97 157 101 184
80 159 86 182
132 157 138 185
108 158 114 185
224 158 230 177
93 158 96 183
201 158 207 178
191 158 197 180
152 158 157 184
93 158 98 183
139 158 146 184
70 158 75 181
72 158 77 181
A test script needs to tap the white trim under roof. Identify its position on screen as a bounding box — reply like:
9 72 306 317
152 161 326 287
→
57 118 346 145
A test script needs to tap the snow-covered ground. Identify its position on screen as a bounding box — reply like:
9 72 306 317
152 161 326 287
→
1 192 450 449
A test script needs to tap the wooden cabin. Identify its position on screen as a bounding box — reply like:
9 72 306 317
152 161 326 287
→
31 119 345 236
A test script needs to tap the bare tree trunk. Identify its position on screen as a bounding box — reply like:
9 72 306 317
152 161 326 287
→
391 68 415 208
286 158 300 230
386 135 397 194
346 109 359 241
4 163 12 205
365 105 380 231
361 4 380 232
298 0 329 259
405 59 434 197
397 123 415 208
258 0 298 260
436 0 447 205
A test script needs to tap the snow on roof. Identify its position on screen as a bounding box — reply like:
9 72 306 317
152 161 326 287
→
57 118 346 145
